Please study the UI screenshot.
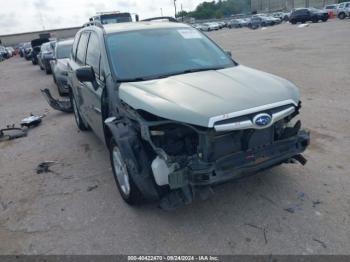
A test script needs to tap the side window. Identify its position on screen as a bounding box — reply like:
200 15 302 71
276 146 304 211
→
76 32 90 65
86 33 101 78
71 33 81 60
346 3 350 7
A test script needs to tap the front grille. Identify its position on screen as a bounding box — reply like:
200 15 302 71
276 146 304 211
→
214 104 292 126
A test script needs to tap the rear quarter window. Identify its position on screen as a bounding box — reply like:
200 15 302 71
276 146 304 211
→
76 32 90 65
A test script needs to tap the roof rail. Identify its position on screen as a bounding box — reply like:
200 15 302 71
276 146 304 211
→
141 16 178 22
83 21 104 29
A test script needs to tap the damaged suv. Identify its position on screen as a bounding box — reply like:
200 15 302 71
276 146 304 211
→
68 21 309 209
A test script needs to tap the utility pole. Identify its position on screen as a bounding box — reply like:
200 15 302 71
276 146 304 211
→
174 0 177 18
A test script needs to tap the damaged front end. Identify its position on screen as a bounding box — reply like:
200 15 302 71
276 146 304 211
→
109 101 310 209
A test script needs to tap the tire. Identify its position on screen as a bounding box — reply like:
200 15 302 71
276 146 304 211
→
322 17 328 22
338 12 346 20
312 17 318 23
71 93 89 131
45 67 51 75
290 19 297 24
109 139 144 205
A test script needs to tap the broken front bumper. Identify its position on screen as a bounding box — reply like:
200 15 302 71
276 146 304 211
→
168 130 310 189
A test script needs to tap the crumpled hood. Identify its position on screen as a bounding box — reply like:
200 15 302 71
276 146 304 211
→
119 65 299 127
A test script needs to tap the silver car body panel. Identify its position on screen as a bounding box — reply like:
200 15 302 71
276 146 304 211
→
119 65 299 128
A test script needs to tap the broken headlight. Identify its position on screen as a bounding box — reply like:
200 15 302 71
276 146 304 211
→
149 123 199 157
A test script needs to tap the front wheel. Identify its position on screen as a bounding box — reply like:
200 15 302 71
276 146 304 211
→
338 12 346 19
290 19 297 24
322 17 328 22
109 139 144 205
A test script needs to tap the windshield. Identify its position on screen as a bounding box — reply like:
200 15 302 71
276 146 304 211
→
106 28 235 81
56 44 72 59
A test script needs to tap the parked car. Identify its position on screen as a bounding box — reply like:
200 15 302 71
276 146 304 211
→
0 46 8 60
228 19 245 28
205 22 220 31
255 14 281 26
38 41 55 74
89 11 138 24
67 21 309 208
324 4 339 16
6 47 15 57
198 23 211 31
50 39 74 96
192 24 207 31
272 12 289 21
217 21 227 28
248 16 267 28
241 18 251 26
21 42 32 60
289 8 329 24
337 2 350 19
31 38 50 65
18 43 25 57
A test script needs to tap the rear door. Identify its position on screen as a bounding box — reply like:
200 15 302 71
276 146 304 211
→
83 32 105 141
71 31 90 121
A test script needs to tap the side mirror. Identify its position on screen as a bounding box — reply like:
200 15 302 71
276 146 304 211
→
76 66 99 90
226 51 232 57
76 66 95 83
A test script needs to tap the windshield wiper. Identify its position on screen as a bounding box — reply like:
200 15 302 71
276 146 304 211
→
182 67 225 74
156 67 226 79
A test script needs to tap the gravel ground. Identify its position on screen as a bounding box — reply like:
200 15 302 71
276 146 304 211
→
0 19 349 255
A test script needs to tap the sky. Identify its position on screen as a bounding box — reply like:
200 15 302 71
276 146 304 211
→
0 0 206 35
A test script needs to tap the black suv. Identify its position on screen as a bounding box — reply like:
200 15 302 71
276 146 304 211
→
31 38 50 65
289 8 329 24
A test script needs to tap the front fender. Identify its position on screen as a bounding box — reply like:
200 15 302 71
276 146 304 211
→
105 121 160 201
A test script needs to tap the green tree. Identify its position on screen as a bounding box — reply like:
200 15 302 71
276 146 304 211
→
188 0 251 19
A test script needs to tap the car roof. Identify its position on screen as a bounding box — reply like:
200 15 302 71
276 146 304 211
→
101 21 190 34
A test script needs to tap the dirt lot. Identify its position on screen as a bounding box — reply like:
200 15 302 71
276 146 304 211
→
0 20 350 255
